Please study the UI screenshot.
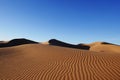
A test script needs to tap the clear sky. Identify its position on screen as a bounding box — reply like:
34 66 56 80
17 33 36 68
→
0 0 120 44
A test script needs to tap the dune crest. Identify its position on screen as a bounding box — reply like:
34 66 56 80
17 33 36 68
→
88 42 120 53
48 39 90 50
0 38 38 48
1 38 120 53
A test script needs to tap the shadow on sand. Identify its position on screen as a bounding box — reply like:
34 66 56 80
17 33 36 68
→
0 38 38 48
49 39 90 50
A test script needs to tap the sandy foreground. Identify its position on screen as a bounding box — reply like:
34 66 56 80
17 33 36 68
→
0 44 120 80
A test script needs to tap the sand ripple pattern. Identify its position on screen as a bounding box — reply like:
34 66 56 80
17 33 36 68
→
0 44 120 80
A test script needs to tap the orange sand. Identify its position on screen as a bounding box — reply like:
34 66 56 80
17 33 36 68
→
0 44 120 80
89 42 120 53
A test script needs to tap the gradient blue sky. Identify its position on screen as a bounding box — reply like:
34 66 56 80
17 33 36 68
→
0 0 120 44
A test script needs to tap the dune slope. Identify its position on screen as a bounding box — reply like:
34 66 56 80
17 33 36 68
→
89 42 120 53
0 38 38 48
0 44 120 80
49 39 90 50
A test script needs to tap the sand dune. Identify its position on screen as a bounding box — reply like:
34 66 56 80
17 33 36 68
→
48 39 90 50
41 41 49 45
88 42 117 47
0 41 8 44
42 39 120 53
89 42 120 53
0 43 120 80
0 38 38 48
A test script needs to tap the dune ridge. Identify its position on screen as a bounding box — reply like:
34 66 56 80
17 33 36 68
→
1 38 120 53
41 39 120 53
0 44 120 80
88 42 120 53
0 38 38 48
48 39 90 50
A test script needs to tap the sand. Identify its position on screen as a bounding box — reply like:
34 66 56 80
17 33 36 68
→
0 43 120 80
41 41 49 45
0 38 38 48
89 42 120 53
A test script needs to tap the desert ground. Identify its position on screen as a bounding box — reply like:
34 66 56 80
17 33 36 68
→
0 38 120 80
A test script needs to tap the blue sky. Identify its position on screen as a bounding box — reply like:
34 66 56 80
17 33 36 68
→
0 0 120 44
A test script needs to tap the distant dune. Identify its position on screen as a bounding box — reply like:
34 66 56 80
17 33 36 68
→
42 39 120 53
89 42 120 53
0 41 8 44
0 38 38 48
41 41 49 45
88 42 118 47
48 39 90 50
0 38 120 80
